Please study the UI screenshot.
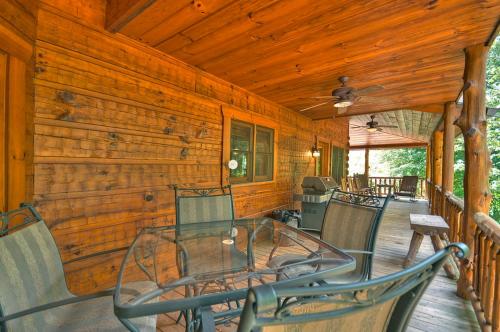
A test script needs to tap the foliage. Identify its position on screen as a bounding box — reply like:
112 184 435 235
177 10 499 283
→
380 148 427 178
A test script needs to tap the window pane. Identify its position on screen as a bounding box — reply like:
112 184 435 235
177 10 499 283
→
256 127 273 153
255 126 274 181
230 151 251 178
255 153 273 180
230 121 253 182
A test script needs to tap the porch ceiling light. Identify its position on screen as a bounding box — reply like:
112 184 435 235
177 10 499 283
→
312 146 320 158
366 127 378 133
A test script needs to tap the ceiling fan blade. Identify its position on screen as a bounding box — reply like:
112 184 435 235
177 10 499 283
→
299 96 339 99
377 127 383 132
336 106 348 114
297 101 331 112
356 95 393 103
350 125 364 128
377 125 399 128
356 85 384 95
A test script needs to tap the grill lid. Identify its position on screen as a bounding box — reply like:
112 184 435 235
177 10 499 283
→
301 176 339 194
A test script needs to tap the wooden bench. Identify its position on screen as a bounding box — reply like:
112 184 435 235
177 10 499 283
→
403 214 459 279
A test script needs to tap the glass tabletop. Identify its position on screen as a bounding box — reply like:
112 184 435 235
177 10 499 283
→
114 217 355 329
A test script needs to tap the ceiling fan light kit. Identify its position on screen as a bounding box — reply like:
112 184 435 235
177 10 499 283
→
333 100 353 108
366 127 378 133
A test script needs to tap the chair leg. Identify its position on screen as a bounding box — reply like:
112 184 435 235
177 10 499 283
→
403 232 423 268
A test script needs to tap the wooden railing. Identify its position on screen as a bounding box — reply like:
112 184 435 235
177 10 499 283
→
347 176 426 198
429 183 500 331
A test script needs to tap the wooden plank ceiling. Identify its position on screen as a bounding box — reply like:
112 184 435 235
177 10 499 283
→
107 0 498 120
349 110 442 148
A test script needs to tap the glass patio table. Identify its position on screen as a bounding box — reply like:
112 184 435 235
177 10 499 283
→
113 217 355 331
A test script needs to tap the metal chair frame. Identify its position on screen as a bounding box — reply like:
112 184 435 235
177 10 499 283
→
0 204 118 332
238 243 469 332
305 190 390 281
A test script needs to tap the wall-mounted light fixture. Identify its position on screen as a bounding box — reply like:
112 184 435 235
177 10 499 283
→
312 145 320 158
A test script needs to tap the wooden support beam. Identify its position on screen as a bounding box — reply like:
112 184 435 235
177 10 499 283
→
454 44 492 298
425 144 431 199
364 148 369 177
441 102 459 214
106 0 156 32
349 142 427 150
432 130 443 187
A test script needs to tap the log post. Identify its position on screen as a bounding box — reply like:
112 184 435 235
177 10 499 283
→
425 144 431 199
432 130 443 215
429 138 435 208
364 148 370 178
454 44 492 298
433 130 443 187
441 102 459 214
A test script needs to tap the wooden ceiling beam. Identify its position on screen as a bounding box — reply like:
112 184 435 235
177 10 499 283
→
350 142 428 150
106 0 157 32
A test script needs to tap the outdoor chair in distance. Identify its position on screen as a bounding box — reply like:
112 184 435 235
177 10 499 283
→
268 191 389 283
238 243 469 332
0 204 156 332
353 173 376 195
394 176 419 202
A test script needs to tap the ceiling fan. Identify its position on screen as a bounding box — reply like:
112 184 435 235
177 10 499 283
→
351 115 398 133
298 76 385 115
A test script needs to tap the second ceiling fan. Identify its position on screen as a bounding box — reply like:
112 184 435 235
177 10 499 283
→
351 115 398 133
298 76 386 116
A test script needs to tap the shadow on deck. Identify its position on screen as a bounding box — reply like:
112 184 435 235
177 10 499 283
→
373 199 479 332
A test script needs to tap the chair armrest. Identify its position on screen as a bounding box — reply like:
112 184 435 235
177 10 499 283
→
342 249 373 255
297 228 321 235
0 290 114 323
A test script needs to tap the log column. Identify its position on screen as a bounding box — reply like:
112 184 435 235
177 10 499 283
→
454 44 492 298
425 144 431 199
432 130 443 214
364 148 370 177
441 102 459 214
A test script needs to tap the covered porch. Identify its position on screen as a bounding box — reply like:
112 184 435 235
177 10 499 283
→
1 0 499 331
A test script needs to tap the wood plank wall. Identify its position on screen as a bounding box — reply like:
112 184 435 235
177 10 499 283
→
34 0 348 294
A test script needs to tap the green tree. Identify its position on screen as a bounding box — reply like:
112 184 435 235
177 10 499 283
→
380 148 427 178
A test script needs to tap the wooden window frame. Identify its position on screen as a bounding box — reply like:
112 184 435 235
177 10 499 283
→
222 106 278 187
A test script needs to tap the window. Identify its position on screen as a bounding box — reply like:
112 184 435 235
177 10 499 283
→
230 120 274 183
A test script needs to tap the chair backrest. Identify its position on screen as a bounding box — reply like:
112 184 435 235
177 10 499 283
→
353 173 369 189
320 191 389 281
0 205 72 331
238 243 468 332
174 185 235 227
400 176 419 192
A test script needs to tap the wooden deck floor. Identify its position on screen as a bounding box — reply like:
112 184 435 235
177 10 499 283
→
157 199 480 331
373 199 479 332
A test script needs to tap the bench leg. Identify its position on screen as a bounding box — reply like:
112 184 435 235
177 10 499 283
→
430 234 459 279
403 232 424 268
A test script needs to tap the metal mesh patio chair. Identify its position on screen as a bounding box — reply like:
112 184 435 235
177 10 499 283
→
173 185 247 326
239 243 469 332
268 191 389 283
174 185 235 227
394 176 419 202
0 204 156 332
